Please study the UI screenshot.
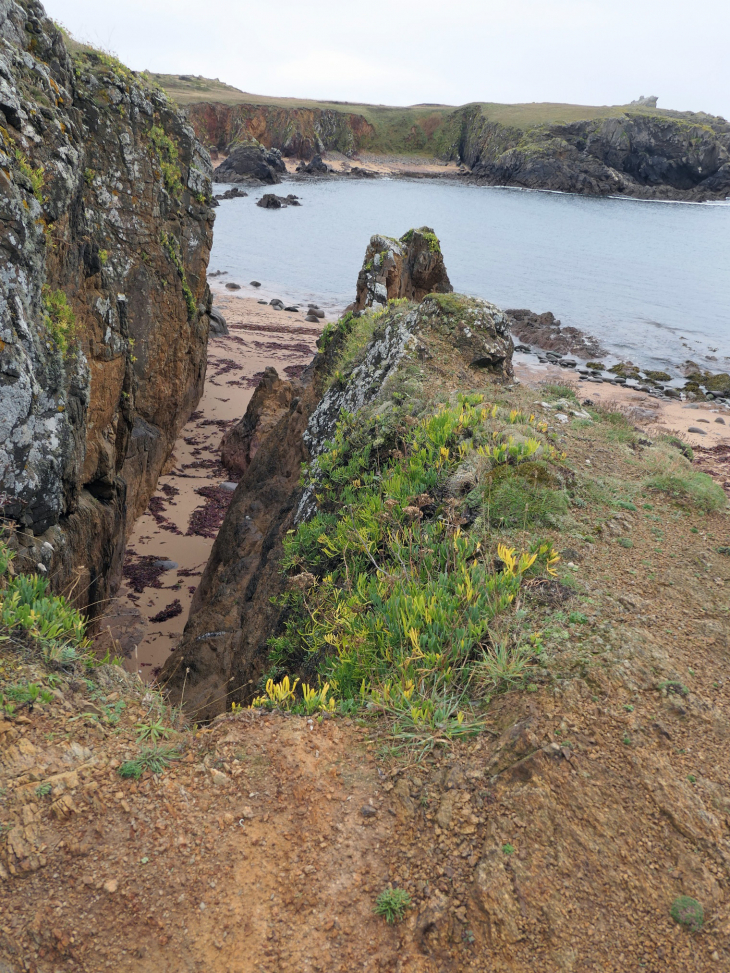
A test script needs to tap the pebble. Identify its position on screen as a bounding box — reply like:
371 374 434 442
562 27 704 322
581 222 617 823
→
103 879 118 894
225 283 241 290
250 281 261 287
258 300 268 305
220 482 238 492
715 417 725 424
153 560 178 570
360 805 377 818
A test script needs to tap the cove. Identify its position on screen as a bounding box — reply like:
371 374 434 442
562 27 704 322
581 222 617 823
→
210 178 730 373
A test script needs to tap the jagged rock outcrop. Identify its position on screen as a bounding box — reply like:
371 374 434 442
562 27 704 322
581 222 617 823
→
162 233 512 719
220 366 295 475
295 154 330 175
213 140 286 184
256 193 300 209
0 1 213 616
506 309 606 359
353 227 452 311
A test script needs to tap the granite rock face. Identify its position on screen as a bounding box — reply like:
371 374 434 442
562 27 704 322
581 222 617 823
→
213 140 285 184
0 0 214 616
353 227 452 311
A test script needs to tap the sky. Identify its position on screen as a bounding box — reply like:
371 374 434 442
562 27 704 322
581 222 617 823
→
46 0 730 119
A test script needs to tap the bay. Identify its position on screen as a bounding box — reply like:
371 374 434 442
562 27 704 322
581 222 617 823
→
209 178 730 372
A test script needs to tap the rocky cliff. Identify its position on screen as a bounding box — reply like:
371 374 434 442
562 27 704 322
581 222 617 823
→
161 231 514 718
452 105 730 200
0 1 214 617
187 101 374 160
180 84 730 200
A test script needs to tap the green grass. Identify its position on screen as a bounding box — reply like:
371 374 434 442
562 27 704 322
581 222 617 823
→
670 896 704 933
374 888 412 924
118 746 181 780
643 445 726 512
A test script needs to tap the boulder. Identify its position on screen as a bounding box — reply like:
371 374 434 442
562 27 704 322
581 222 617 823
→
209 307 228 336
214 187 248 201
256 193 301 209
353 227 452 311
295 154 330 175
214 140 285 185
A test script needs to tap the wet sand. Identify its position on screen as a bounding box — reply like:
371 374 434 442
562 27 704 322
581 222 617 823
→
104 295 322 679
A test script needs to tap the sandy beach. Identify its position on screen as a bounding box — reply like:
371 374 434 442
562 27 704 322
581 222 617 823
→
103 295 322 679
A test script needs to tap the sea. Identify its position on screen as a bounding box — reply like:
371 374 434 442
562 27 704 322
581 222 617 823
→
209 177 730 375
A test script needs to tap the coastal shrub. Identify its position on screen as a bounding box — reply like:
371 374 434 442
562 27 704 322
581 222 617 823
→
323 309 384 388
118 746 181 780
541 383 577 401
643 445 725 512
479 462 568 528
400 227 440 253
42 287 76 354
268 396 563 737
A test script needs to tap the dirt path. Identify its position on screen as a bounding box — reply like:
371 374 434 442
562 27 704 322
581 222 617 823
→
103 296 323 679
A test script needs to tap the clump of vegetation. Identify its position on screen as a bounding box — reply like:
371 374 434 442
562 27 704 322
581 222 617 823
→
643 444 725 512
586 362 605 371
400 227 440 253
374 888 412 924
161 231 196 319
0 535 95 674
14 148 44 202
148 124 182 196
118 746 181 780
644 369 671 382
266 393 562 744
251 675 336 715
426 292 466 316
670 896 704 933
42 287 76 353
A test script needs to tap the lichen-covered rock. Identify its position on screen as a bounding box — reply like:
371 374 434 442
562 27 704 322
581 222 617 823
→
0 0 213 616
353 227 452 311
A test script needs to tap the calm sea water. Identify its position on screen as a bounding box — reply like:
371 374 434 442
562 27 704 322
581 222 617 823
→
209 178 730 373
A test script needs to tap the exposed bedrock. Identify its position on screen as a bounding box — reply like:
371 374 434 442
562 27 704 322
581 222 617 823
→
162 232 513 719
0 0 214 617
456 108 730 200
187 101 374 161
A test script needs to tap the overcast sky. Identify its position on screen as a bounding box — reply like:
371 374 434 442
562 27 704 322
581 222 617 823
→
46 0 730 119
